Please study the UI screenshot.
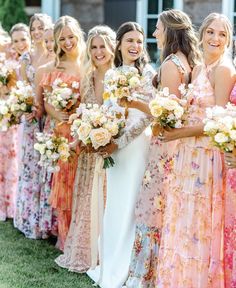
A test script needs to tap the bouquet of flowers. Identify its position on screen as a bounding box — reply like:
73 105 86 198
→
44 78 80 112
149 84 194 134
102 66 143 102
70 103 126 168
203 103 236 153
34 132 70 172
0 55 18 87
8 80 35 116
0 99 18 131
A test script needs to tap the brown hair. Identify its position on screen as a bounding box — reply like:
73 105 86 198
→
114 21 149 74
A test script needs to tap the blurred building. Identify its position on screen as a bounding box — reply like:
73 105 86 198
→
25 0 235 63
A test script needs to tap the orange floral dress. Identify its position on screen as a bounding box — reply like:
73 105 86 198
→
157 64 225 288
42 71 79 251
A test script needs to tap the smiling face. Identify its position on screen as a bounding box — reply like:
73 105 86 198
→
58 26 78 55
90 35 112 68
30 19 44 44
202 19 228 58
11 30 31 55
44 29 54 55
119 30 144 65
153 19 165 50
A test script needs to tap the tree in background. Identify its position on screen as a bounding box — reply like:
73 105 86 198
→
0 0 28 32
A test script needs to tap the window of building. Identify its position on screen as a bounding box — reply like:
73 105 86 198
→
25 0 41 17
137 0 183 65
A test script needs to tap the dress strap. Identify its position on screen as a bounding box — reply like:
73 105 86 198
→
157 54 190 86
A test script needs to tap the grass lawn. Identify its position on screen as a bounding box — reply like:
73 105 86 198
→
0 220 94 288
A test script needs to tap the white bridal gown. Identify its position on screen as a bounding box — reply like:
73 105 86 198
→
87 65 155 288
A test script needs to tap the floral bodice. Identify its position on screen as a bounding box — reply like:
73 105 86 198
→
187 64 215 126
104 64 155 149
20 52 35 85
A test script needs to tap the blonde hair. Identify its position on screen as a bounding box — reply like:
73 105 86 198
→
10 23 30 39
53 15 86 67
199 13 232 49
80 25 116 102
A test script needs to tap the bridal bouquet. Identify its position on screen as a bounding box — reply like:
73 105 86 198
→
8 80 35 115
203 103 236 152
44 78 80 112
70 103 126 168
149 84 193 133
103 66 142 102
34 132 70 172
0 99 18 131
0 56 18 87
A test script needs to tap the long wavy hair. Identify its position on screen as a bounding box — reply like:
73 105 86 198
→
53 15 86 68
80 25 116 102
199 13 232 51
114 22 149 74
29 13 52 34
159 9 201 69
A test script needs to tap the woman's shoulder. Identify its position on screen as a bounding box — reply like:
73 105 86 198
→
215 57 235 75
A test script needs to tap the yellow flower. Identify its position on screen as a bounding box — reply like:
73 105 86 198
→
103 91 110 101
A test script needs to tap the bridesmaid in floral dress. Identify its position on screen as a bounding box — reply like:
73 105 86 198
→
14 14 53 239
122 10 201 287
42 16 86 251
55 25 116 271
34 23 58 238
223 85 236 288
0 25 25 221
157 13 235 287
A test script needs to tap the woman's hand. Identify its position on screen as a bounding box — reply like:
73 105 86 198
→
25 112 36 122
224 152 236 169
117 97 133 108
56 111 69 122
98 141 118 157
158 127 185 142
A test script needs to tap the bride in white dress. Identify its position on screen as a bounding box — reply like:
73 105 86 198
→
87 22 155 288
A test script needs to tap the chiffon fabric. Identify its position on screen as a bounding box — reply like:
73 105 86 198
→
55 78 103 271
224 87 236 288
125 54 189 287
0 126 18 221
36 73 58 238
14 52 42 239
87 64 155 288
47 71 80 251
157 63 225 288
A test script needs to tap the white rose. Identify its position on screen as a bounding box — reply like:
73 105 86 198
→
78 123 92 143
0 105 8 115
104 122 119 136
229 130 236 141
204 120 218 133
214 132 229 144
89 127 112 150
128 76 140 88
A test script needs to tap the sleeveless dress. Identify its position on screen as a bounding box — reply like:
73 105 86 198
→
55 76 104 272
87 64 155 288
37 72 60 238
125 54 190 288
224 85 236 288
157 63 225 287
14 52 42 239
48 71 80 251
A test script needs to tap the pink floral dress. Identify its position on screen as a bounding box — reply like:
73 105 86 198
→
125 54 189 287
0 125 18 221
224 85 236 288
157 64 225 288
